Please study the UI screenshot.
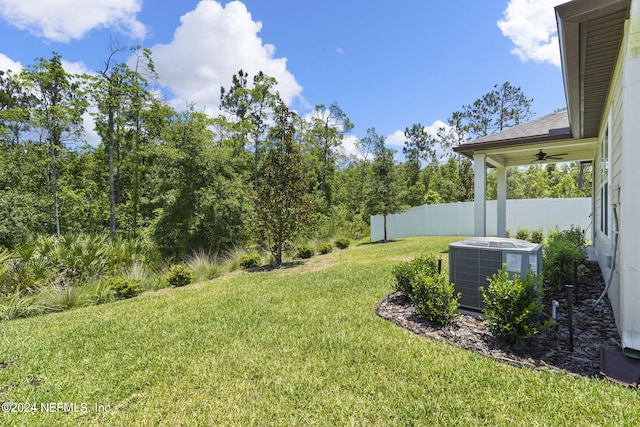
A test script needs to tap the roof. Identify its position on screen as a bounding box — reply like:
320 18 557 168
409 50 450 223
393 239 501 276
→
458 111 570 146
453 111 595 167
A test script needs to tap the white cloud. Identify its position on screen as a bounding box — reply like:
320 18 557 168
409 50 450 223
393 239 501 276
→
340 134 360 159
61 59 95 76
386 130 405 150
0 52 22 73
497 0 562 67
0 0 146 42
150 0 303 115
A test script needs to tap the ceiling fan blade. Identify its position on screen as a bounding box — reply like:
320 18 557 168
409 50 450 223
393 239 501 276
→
545 153 569 159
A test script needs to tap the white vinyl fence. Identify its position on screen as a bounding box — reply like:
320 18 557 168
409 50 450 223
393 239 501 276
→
370 198 591 241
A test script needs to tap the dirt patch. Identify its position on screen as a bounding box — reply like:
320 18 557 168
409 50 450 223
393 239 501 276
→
376 261 621 378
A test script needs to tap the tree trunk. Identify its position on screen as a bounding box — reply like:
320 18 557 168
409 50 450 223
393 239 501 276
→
383 213 388 242
108 107 117 240
50 143 61 235
132 109 140 237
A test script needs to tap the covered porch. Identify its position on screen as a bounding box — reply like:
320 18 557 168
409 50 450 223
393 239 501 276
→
454 111 596 237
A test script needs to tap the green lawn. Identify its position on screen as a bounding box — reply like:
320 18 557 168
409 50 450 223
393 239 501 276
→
1 236 639 426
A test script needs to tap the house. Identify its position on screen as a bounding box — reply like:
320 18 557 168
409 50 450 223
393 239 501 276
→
454 0 640 357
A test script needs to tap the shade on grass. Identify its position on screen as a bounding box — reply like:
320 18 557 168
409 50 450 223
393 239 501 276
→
1 237 639 426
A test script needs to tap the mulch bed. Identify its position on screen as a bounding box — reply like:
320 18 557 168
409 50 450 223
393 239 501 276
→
375 261 621 378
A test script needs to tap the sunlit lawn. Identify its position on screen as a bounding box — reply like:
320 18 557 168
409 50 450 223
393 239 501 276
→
1 236 639 426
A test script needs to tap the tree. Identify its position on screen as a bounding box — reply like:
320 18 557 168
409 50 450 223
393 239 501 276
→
220 69 279 185
149 105 252 258
91 43 156 239
437 111 469 162
355 128 379 212
367 128 403 242
0 69 35 145
254 101 313 265
462 82 534 138
403 123 435 179
307 102 353 206
20 53 88 235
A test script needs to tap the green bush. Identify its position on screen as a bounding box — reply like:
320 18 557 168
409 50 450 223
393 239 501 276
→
530 229 544 243
238 253 262 269
165 264 195 287
481 269 553 344
391 253 441 298
86 281 116 305
412 272 460 326
295 245 315 259
334 238 351 249
515 228 530 241
0 291 53 321
318 242 333 255
552 225 585 247
543 236 586 290
102 277 142 300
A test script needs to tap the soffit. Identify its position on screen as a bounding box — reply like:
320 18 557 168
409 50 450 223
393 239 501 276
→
557 0 630 138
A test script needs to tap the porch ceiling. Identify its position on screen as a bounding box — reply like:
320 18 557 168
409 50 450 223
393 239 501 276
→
480 137 596 168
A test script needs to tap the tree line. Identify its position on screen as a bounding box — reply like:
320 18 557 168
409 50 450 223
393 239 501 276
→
0 50 590 258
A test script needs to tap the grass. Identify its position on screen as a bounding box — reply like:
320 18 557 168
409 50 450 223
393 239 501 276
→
1 236 639 426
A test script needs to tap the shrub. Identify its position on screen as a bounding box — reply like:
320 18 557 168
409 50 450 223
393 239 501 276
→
334 238 351 249
530 229 544 244
318 242 333 255
391 253 441 298
515 228 530 241
42 285 84 310
85 281 116 305
187 251 222 282
166 264 195 287
412 273 460 326
102 277 143 299
295 245 315 259
0 291 53 321
238 253 262 269
543 236 586 290
553 225 585 247
481 269 553 344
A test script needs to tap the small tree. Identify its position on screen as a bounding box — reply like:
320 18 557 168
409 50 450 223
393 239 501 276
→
254 101 313 265
366 128 404 242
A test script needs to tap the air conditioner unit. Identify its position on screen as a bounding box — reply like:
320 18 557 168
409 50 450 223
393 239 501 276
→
448 237 543 311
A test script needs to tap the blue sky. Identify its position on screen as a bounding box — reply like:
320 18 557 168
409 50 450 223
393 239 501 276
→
0 0 566 155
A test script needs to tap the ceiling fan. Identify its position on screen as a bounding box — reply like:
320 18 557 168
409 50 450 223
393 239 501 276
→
531 149 568 162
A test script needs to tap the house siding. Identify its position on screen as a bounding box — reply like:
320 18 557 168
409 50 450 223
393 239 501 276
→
619 1 640 354
597 40 625 332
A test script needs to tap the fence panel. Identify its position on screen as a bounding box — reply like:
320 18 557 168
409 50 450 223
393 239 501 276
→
370 198 591 241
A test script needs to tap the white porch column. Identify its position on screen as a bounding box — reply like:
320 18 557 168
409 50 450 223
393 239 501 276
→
496 165 507 237
473 153 487 237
